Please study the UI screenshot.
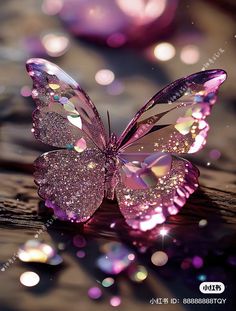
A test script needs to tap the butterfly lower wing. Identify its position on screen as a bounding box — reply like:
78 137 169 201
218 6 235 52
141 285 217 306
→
116 153 199 231
34 149 106 222
118 70 226 154
26 58 107 150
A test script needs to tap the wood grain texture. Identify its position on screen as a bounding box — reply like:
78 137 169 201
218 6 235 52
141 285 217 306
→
0 171 236 231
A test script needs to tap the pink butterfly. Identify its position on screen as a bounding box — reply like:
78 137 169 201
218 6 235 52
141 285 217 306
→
26 59 226 231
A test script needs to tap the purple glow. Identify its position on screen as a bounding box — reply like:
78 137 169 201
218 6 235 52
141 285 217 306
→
88 286 102 300
209 149 221 160
106 80 124 95
192 256 204 269
20 85 31 97
76 250 86 258
73 234 86 248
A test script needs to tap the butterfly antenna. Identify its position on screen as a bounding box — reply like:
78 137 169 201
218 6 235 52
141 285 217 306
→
107 110 111 138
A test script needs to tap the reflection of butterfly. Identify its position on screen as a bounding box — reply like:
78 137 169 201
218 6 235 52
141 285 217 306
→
26 58 226 231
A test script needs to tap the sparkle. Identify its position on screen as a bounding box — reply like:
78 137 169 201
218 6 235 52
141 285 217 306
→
159 227 168 236
87 162 97 169
49 83 60 90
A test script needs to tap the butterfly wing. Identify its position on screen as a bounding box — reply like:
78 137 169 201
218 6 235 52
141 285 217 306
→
26 58 107 221
115 69 226 231
116 152 199 231
34 149 106 222
117 69 226 154
26 58 107 150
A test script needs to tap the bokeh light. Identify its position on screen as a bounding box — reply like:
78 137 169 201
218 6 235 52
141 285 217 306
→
20 271 40 287
154 42 176 61
116 0 167 25
209 149 221 160
110 296 121 307
97 242 133 274
41 33 70 57
102 277 114 288
181 258 192 270
73 234 86 248
42 0 63 15
129 265 148 282
199 219 208 227
197 274 207 282
128 253 135 261
106 80 124 95
151 251 168 266
18 240 62 266
95 69 115 85
76 250 86 258
88 286 102 300
192 256 204 269
20 85 31 97
180 45 200 64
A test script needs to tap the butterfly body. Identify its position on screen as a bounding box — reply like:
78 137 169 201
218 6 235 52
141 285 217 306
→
104 133 120 200
26 58 226 231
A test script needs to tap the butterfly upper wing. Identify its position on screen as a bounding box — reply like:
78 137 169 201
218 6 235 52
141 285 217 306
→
26 58 107 222
117 69 226 154
26 58 107 150
34 149 106 222
115 70 226 231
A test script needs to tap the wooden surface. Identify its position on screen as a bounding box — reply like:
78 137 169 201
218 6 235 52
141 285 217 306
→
0 1 236 311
